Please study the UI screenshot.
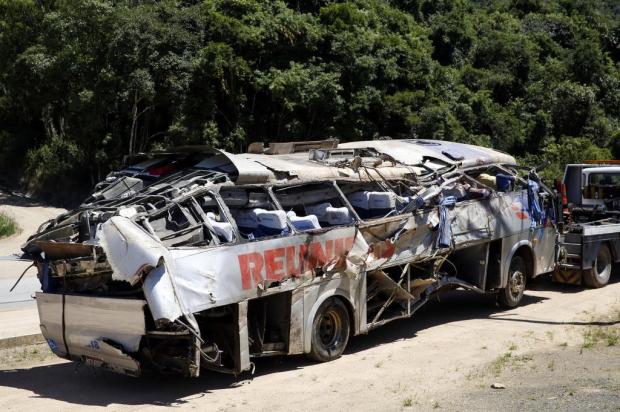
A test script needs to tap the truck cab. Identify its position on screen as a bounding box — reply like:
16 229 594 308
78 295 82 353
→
562 163 620 221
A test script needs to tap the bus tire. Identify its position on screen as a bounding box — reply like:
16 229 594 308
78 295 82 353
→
498 255 527 308
583 244 612 288
308 297 350 362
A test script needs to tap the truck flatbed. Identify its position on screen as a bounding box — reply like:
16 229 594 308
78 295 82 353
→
557 218 620 287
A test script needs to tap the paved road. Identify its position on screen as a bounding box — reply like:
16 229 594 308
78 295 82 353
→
0 271 41 340
0 190 64 340
0 274 39 311
0 188 64 306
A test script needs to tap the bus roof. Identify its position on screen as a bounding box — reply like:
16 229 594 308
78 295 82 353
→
225 139 516 184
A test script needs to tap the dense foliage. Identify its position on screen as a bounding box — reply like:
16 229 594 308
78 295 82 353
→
1 0 619 204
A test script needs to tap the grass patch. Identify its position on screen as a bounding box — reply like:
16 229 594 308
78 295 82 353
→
607 333 619 346
582 327 619 349
491 351 512 376
0 343 55 369
0 212 19 238
582 330 597 349
490 348 535 376
403 397 413 407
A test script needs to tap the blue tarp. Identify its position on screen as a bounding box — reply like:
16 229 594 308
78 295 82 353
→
527 179 544 228
436 195 457 248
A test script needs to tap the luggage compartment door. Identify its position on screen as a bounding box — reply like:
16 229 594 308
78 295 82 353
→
36 292 146 376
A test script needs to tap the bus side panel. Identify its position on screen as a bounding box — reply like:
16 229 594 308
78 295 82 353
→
532 226 557 275
288 288 305 355
302 277 360 354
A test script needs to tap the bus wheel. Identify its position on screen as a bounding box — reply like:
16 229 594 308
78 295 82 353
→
308 298 350 362
498 255 527 308
583 244 612 288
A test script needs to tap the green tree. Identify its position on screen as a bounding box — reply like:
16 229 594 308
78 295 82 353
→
0 0 618 204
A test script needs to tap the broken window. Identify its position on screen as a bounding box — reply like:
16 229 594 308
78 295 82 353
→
220 187 289 240
463 165 521 194
339 181 418 220
146 202 204 247
199 193 236 243
143 191 234 247
274 182 356 230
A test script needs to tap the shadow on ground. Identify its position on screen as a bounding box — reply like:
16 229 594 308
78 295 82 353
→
527 271 620 294
0 190 47 209
0 279 612 407
487 274 620 327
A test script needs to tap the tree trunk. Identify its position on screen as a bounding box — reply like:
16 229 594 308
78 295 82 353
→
129 90 138 155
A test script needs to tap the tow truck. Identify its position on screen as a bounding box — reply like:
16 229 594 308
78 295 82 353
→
555 162 620 287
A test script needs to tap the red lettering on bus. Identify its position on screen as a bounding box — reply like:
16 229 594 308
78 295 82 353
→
286 245 301 276
306 241 328 269
265 247 286 280
238 252 264 289
238 236 356 290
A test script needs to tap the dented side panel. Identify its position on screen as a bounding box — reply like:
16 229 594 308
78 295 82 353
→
235 301 251 373
288 288 305 354
36 292 146 376
167 226 367 314
362 190 535 270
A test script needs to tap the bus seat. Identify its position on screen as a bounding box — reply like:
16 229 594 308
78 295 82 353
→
287 211 321 231
325 206 354 226
206 212 234 243
256 210 289 237
347 191 396 218
234 208 264 238
305 202 332 222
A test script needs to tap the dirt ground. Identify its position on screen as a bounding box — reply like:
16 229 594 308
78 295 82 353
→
0 274 618 412
0 188 618 411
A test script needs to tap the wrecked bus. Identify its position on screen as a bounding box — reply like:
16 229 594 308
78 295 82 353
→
22 139 558 377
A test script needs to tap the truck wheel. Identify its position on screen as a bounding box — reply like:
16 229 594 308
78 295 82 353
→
498 255 527 308
583 244 612 288
308 297 350 362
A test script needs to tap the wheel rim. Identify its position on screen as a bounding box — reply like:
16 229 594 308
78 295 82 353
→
508 270 525 299
595 247 612 284
319 307 342 348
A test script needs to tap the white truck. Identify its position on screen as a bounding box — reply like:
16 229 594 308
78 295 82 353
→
555 163 620 288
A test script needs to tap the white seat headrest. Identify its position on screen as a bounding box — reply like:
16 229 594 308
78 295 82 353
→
205 212 234 242
348 191 396 209
256 210 288 230
368 192 396 209
287 212 321 230
326 206 353 225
